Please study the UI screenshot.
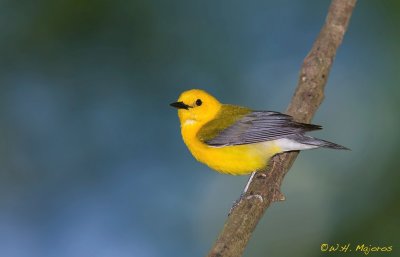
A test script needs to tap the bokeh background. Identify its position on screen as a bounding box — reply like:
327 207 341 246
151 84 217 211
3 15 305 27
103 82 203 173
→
1 0 399 256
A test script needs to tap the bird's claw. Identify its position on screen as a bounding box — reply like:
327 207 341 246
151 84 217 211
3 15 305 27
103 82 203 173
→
228 193 265 216
228 193 244 216
246 194 263 202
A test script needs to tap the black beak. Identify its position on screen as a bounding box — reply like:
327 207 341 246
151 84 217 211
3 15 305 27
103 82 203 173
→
170 101 190 110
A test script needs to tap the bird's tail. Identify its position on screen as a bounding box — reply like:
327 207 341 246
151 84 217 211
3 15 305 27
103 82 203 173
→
287 134 349 150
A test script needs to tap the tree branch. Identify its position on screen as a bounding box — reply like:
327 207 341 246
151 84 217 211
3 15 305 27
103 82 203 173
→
206 0 357 256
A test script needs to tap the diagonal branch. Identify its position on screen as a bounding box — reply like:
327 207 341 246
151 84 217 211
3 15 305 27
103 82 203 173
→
207 0 357 257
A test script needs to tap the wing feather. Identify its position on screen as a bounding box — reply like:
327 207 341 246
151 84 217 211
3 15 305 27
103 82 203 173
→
200 110 321 146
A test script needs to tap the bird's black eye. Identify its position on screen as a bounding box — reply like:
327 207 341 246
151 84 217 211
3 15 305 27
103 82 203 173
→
196 99 202 106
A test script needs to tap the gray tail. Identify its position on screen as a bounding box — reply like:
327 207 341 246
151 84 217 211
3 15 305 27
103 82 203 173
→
289 135 349 150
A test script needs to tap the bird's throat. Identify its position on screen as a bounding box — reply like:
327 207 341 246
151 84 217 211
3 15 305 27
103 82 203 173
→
183 119 197 126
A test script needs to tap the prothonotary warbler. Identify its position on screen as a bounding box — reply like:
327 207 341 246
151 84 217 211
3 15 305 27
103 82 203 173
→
170 89 348 176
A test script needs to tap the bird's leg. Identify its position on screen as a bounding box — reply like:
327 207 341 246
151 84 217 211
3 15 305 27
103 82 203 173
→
228 171 257 216
243 171 256 194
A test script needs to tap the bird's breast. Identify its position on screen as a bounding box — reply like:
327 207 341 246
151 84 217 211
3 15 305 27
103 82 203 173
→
180 124 281 175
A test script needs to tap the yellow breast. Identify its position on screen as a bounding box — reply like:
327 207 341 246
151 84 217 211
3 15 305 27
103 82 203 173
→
181 122 282 175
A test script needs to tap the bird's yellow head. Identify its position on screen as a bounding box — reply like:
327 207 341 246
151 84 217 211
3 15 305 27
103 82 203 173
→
170 89 222 126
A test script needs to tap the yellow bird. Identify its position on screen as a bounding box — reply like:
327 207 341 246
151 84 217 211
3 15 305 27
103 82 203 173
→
170 89 347 176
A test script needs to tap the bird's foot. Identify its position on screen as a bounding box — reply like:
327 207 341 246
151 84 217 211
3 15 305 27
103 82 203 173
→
228 193 244 216
228 193 265 216
246 194 264 202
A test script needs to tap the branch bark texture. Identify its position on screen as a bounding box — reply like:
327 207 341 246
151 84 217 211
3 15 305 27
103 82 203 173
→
207 0 357 257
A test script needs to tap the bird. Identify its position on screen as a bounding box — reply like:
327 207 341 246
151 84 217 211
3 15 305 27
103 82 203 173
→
170 89 348 176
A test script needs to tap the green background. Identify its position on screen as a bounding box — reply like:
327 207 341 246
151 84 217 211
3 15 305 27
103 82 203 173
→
0 1 399 256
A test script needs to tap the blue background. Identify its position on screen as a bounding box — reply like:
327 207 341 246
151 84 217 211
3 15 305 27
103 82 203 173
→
1 1 399 256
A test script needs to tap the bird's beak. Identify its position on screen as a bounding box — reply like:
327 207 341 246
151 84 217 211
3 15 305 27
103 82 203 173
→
170 101 190 110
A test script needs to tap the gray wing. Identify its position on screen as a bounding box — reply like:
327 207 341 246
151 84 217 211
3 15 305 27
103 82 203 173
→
205 111 321 146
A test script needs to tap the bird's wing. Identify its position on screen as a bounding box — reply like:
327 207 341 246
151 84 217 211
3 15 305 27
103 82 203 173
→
198 109 322 147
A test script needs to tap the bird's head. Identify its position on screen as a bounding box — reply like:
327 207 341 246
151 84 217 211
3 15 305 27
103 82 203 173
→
170 89 221 126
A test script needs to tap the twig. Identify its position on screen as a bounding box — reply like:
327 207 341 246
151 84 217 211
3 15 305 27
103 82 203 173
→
206 0 357 256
